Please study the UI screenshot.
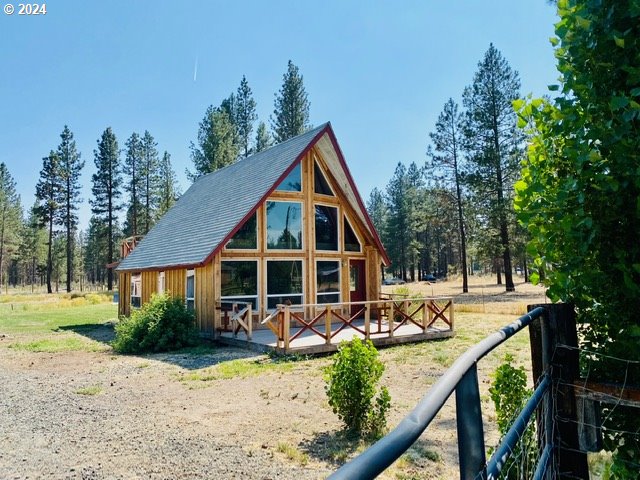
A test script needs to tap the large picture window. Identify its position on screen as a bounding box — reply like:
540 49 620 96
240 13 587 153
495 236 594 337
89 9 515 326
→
186 269 195 312
226 212 257 250
267 260 303 309
317 261 340 304
315 204 338 251
131 273 141 308
221 261 258 309
275 163 302 192
266 201 303 250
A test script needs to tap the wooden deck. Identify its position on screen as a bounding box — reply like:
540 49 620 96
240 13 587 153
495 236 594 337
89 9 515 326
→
216 296 455 355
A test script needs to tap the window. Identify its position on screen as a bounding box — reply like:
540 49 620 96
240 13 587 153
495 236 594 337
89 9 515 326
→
226 212 257 250
221 261 258 310
315 204 339 251
314 162 334 196
186 269 195 312
343 217 362 252
275 163 301 192
266 201 303 250
158 271 165 294
317 261 340 304
267 260 303 309
130 273 141 308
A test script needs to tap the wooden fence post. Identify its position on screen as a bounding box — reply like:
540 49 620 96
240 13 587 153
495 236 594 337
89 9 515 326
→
528 303 589 479
325 305 332 345
283 305 291 352
247 304 252 341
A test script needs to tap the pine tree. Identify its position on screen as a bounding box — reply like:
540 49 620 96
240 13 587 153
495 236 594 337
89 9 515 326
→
254 121 272 153
0 162 23 290
271 60 311 143
18 203 46 291
35 152 61 294
235 75 257 158
56 126 84 293
123 132 143 236
188 106 239 179
90 127 122 290
385 163 411 280
157 151 180 218
427 98 469 292
140 130 159 234
462 44 523 292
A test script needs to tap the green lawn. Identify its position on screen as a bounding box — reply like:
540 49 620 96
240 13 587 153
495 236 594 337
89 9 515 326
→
1 303 118 334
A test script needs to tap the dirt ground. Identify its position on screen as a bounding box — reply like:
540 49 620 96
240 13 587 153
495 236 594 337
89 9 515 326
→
0 277 548 480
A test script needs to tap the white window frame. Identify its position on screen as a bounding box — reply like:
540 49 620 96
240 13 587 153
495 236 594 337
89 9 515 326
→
220 259 260 311
186 269 195 311
265 258 305 309
316 260 341 305
131 273 142 309
157 271 165 294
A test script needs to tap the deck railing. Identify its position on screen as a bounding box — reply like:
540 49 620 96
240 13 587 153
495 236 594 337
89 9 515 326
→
258 297 454 352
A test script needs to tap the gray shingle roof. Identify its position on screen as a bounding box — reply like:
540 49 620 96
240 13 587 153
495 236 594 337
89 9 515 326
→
117 123 329 272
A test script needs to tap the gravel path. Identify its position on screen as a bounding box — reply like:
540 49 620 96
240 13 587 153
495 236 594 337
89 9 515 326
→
0 345 330 480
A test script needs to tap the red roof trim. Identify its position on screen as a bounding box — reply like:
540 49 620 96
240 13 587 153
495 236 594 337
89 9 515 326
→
199 125 331 267
323 126 391 266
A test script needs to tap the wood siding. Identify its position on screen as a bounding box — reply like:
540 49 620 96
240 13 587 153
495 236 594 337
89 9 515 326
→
118 271 131 317
141 271 157 304
165 268 186 299
195 261 216 335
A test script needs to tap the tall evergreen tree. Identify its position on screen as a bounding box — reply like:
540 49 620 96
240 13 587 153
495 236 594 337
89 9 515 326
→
254 121 272 153
157 151 180 218
90 127 122 290
188 106 239 179
18 203 46 291
124 132 143 236
462 44 523 292
84 216 109 285
427 99 469 292
271 60 311 143
0 162 23 290
140 130 159 234
385 163 412 280
35 152 61 293
56 126 84 292
235 76 257 158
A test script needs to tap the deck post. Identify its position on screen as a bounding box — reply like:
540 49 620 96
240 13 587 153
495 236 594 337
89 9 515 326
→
449 299 455 330
422 300 429 333
283 305 291 352
428 300 434 325
456 364 486 479
325 305 332 345
364 304 371 340
247 304 252 340
389 302 394 338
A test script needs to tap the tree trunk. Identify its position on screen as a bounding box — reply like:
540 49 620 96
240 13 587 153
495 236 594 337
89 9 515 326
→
46 215 53 294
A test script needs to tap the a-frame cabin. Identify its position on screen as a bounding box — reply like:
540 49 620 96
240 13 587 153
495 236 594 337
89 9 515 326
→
116 122 392 338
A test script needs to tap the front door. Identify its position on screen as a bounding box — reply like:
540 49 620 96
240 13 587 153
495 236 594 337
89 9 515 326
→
349 259 366 316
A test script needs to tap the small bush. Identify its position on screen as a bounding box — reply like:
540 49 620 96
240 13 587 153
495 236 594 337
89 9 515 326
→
113 293 199 354
325 337 391 438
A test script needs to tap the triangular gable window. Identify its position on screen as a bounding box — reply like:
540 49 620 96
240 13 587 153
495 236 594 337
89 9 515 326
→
344 217 361 252
314 162 334 196
276 163 302 192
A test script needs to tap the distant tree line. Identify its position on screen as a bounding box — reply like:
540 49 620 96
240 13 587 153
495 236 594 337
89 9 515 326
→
368 44 527 292
0 60 311 294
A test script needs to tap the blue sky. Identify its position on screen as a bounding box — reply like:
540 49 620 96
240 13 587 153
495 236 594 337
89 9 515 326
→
1 1 559 230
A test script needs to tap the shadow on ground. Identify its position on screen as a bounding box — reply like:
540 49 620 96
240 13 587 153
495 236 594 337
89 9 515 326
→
299 429 363 465
57 322 261 370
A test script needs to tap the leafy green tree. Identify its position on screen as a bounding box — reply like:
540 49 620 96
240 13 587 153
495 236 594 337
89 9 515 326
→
189 106 239 179
156 151 180 218
0 163 22 291
515 0 640 472
271 60 311 143
56 126 84 292
427 99 469 292
254 121 272 153
235 76 257 158
35 152 61 293
140 130 159 234
123 132 143 236
463 44 523 292
91 127 122 290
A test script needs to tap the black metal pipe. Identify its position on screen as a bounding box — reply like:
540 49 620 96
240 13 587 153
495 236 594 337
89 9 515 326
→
328 306 546 480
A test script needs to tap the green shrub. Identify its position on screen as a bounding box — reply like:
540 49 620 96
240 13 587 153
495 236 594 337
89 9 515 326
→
325 337 391 438
113 293 199 354
489 354 536 480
